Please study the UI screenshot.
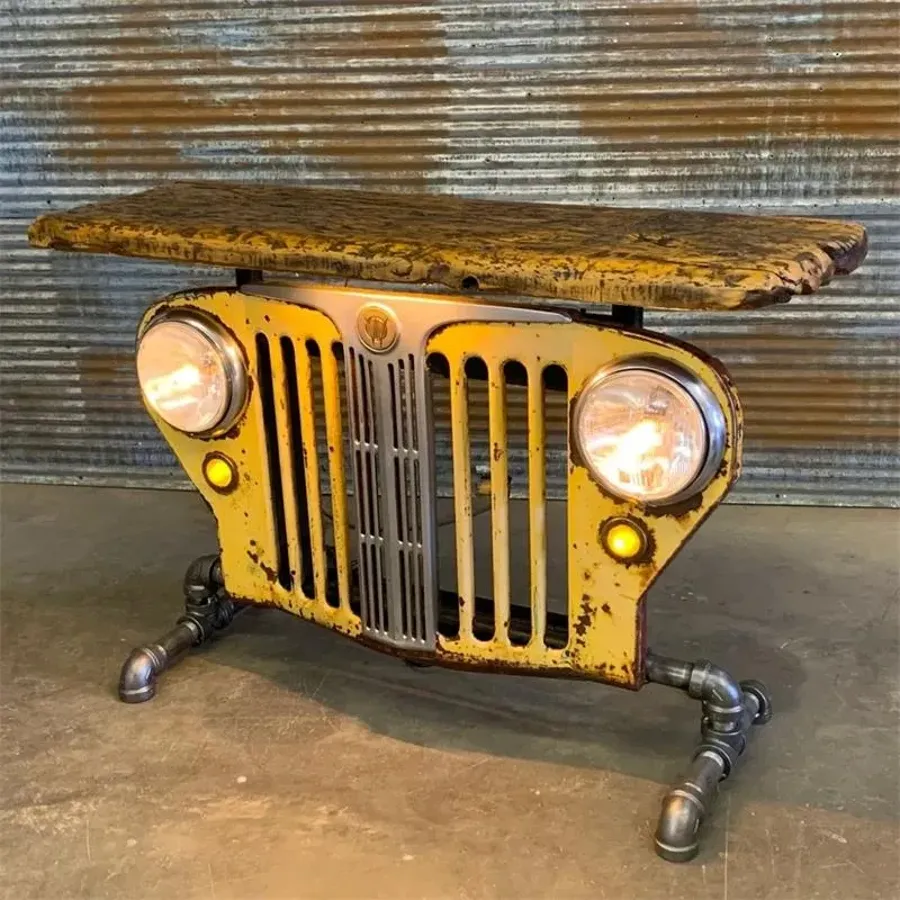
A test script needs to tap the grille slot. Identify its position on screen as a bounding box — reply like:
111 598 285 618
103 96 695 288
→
255 334 292 590
281 337 315 598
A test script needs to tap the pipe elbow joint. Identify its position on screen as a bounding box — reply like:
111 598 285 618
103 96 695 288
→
654 749 726 862
689 661 745 731
183 554 223 604
118 646 163 704
655 792 703 863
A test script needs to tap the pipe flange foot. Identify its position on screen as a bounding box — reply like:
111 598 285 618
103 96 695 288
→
740 679 773 725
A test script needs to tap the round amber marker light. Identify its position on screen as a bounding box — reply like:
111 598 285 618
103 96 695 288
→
603 520 647 561
203 454 237 491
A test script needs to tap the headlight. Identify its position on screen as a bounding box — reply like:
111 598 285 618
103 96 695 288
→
574 357 726 505
136 313 246 435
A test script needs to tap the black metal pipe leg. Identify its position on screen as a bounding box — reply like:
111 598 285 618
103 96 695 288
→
655 750 725 862
646 651 773 863
118 554 243 703
119 620 201 703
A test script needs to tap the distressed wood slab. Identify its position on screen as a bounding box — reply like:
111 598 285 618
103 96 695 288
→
28 181 867 311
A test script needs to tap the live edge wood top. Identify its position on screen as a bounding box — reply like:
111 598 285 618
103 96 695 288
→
28 181 867 311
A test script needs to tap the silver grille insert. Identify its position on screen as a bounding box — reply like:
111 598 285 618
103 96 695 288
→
347 349 431 648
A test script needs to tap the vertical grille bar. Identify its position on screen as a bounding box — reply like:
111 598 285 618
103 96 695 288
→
355 353 381 630
527 367 547 646
393 355 427 643
269 339 304 591
450 357 475 641
365 358 388 634
321 344 352 610
347 350 374 626
295 344 327 601
405 356 426 641
414 357 438 643
488 362 511 646
392 362 414 640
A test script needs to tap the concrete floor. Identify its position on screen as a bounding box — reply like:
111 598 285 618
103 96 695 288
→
1 484 898 899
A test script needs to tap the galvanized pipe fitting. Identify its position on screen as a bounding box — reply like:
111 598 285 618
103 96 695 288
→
118 554 238 703
646 651 772 862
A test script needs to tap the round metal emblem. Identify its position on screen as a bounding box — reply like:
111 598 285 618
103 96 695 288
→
356 303 400 353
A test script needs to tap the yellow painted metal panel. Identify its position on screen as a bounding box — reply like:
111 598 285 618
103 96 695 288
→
526 369 548 648
294 347 327 603
320 346 353 616
488 363 511 646
426 320 741 687
269 339 304 590
142 288 739 685
449 358 475 641
140 288 361 638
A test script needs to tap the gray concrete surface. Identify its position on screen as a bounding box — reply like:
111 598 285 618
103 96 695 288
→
1 483 898 899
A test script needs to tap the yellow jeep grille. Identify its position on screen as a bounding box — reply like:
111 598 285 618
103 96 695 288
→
144 285 741 688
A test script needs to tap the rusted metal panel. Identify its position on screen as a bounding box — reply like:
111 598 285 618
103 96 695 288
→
1 0 897 505
150 287 740 685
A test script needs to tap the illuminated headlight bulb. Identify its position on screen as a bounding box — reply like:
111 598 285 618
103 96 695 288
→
574 359 726 505
136 315 245 434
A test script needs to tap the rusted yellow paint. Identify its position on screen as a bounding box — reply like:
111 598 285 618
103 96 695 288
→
426 321 741 688
140 288 361 639
140 287 740 688
526 374 548 647
449 364 476 642
294 348 328 601
269 343 304 588
320 347 353 616
487 365 511 647
27 181 867 311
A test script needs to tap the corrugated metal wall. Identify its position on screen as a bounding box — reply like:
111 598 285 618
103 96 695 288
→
2 0 898 506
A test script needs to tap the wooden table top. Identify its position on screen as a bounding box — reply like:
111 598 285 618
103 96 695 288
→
28 181 867 311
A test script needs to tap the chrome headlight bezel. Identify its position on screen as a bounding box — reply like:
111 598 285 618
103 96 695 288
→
573 356 727 506
136 310 247 437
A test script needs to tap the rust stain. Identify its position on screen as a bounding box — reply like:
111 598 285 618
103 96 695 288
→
572 593 593 639
701 334 900 450
57 3 449 186
76 349 135 424
247 547 278 585
568 5 900 144
273 10 448 188
60 4 249 169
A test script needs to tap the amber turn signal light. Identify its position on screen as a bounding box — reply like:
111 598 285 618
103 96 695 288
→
203 453 237 491
601 518 648 562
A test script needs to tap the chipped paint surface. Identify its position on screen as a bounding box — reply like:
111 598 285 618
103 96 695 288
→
28 182 866 311
141 289 361 640
426 319 741 688
142 288 739 686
